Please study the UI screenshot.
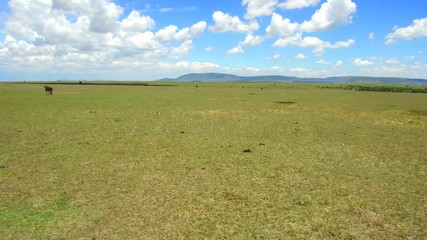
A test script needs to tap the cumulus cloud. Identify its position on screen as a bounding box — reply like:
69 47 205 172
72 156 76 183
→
245 67 262 74
279 0 321 10
385 58 399 65
89 1 123 33
242 34 263 46
155 25 179 41
155 21 207 42
295 53 307 59
225 33 263 56
242 0 278 19
299 0 357 32
353 58 374 66
171 40 194 56
266 13 299 38
159 61 220 73
7 0 65 40
210 11 259 33
121 10 155 32
227 45 245 54
163 25 190 42
0 0 208 75
369 32 375 40
332 39 356 48
0 35 55 68
190 21 208 36
272 53 281 60
262 1 357 59
335 60 343 67
316 59 331 64
125 32 163 50
6 0 122 48
273 33 355 56
385 18 427 44
48 0 124 33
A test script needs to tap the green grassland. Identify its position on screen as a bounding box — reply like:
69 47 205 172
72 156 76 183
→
1 82 426 239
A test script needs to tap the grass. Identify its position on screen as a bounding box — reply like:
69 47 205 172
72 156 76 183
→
1 82 426 239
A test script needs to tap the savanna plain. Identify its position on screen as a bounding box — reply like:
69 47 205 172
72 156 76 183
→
0 82 426 239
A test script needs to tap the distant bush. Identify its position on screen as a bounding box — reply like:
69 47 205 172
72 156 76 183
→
322 85 427 93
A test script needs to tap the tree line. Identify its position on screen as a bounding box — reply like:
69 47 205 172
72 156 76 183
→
322 85 427 93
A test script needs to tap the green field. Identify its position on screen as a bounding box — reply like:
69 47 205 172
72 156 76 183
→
1 83 426 239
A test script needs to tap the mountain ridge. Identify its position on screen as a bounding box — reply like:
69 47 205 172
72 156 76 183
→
158 73 427 84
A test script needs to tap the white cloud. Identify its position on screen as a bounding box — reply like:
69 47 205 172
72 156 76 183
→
42 0 124 34
0 35 55 68
7 0 70 40
411 62 427 70
288 68 313 76
353 58 374 66
299 0 357 32
335 60 343 67
354 64 427 79
274 33 309 47
227 45 245 54
155 25 179 41
266 13 299 38
386 18 427 44
225 33 263 56
295 53 307 59
242 34 263 46
246 67 262 73
242 0 278 19
159 61 220 73
279 0 321 10
121 10 155 33
210 11 259 33
5 0 125 50
88 1 123 33
385 58 399 65
369 32 375 40
172 40 193 55
190 21 208 36
385 38 396 45
331 39 355 48
273 33 355 56
155 21 206 42
0 0 209 76
367 56 380 61
316 59 331 64
51 0 91 13
125 32 163 50
205 46 213 52
272 53 281 60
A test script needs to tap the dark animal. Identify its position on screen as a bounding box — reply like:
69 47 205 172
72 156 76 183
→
43 86 53 95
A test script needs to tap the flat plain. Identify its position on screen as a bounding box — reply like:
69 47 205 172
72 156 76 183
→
1 82 426 239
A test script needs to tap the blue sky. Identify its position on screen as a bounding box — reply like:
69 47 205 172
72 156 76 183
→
0 0 426 81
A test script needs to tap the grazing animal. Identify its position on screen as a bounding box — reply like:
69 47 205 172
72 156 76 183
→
43 86 53 95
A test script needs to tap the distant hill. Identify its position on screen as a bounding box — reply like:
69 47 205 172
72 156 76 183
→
157 73 427 84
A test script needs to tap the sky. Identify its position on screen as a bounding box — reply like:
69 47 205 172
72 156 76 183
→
0 0 426 81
